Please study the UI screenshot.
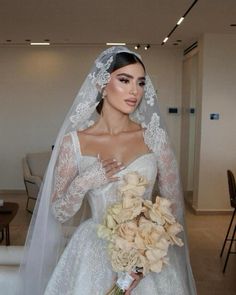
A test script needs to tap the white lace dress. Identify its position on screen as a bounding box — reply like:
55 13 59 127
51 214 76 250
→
44 131 196 295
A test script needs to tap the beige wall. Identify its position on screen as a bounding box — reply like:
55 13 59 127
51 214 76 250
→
0 46 183 189
193 34 236 212
181 50 198 195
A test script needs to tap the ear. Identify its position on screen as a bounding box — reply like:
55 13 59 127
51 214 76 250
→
102 89 107 99
96 84 106 95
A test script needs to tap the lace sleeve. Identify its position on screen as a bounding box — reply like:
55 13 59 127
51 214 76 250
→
51 133 108 223
51 133 84 223
144 113 184 218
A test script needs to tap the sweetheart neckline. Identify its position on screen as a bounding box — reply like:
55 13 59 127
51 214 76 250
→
81 152 155 169
72 130 155 169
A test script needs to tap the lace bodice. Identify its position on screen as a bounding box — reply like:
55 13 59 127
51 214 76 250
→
51 131 157 223
82 153 157 223
51 123 182 223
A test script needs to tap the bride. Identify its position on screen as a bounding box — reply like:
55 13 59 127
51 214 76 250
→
18 46 197 295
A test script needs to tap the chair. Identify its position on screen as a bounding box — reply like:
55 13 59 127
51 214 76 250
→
22 151 51 212
220 170 236 273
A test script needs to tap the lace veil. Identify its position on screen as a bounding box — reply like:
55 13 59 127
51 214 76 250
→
18 46 196 294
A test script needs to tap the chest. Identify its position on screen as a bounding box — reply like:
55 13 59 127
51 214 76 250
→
79 133 150 165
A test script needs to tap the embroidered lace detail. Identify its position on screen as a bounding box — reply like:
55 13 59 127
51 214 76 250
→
51 134 108 223
70 101 98 128
88 56 113 88
144 113 183 218
144 76 156 106
144 113 167 155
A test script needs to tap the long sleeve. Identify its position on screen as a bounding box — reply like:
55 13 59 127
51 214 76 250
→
144 113 184 219
51 133 85 223
51 133 108 223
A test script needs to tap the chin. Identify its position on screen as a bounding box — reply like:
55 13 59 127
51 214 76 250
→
118 105 136 114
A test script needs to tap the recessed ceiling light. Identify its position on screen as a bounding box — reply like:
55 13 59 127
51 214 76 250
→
30 42 50 46
173 43 179 46
230 24 236 27
6 39 12 42
176 40 182 42
25 39 31 42
106 42 126 46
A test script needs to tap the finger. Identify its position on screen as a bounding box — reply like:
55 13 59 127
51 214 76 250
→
101 158 117 167
126 276 141 292
107 176 120 182
106 165 125 177
104 161 120 171
130 272 140 280
127 272 143 291
105 162 124 174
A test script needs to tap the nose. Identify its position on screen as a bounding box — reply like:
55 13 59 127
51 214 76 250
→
129 83 138 96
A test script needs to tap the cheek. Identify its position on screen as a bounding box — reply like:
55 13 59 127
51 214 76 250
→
137 89 144 101
108 82 126 97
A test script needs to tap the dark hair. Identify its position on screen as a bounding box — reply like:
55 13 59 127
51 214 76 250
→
108 52 145 74
96 52 145 114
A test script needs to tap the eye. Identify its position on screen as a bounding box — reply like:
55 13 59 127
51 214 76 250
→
138 81 146 87
119 77 129 84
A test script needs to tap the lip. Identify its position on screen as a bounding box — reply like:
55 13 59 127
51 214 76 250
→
124 99 137 107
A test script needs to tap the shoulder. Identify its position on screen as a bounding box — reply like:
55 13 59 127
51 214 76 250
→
59 132 78 153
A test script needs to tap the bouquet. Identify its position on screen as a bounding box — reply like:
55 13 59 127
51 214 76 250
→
97 172 184 295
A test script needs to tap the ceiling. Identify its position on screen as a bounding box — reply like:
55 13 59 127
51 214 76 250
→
0 0 235 49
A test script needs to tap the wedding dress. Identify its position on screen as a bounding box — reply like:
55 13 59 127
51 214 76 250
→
44 130 194 295
18 46 196 295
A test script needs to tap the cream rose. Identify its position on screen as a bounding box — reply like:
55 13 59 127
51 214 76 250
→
144 196 176 225
110 195 143 223
165 223 184 246
137 218 167 249
119 172 148 197
145 239 170 273
110 247 141 273
116 221 138 242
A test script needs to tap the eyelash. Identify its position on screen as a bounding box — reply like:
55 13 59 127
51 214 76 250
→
139 81 146 87
119 78 129 84
119 78 146 87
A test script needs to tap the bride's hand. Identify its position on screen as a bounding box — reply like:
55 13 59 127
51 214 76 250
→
76 157 125 192
124 272 143 295
100 158 125 181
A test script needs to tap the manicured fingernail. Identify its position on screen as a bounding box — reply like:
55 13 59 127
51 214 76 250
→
119 166 126 170
113 158 117 162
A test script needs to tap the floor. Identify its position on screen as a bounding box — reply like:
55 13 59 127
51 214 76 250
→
0 193 235 295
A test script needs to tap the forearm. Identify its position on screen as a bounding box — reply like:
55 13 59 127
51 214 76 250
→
51 173 94 223
51 160 107 223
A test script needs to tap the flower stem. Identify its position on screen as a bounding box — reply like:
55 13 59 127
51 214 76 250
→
106 284 124 295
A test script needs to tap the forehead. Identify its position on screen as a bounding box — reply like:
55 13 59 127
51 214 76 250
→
111 63 145 78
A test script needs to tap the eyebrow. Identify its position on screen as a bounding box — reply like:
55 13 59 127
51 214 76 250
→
116 73 146 80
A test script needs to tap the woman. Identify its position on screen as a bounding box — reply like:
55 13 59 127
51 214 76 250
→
18 46 196 295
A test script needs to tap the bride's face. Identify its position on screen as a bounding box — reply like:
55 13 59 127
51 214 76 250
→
103 63 145 114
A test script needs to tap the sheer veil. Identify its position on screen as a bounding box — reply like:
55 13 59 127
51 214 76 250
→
17 46 196 294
